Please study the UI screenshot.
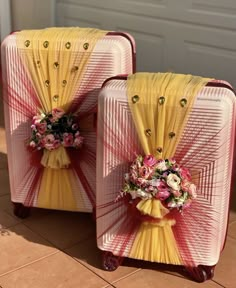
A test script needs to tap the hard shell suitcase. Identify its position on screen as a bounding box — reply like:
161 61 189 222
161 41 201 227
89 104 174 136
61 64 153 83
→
1 28 135 217
96 74 236 282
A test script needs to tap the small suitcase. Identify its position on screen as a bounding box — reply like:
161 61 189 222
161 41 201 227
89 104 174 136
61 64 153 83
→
1 27 135 217
96 73 236 282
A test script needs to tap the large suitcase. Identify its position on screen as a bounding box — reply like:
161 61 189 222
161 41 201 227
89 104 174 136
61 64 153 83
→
96 73 236 282
1 27 135 217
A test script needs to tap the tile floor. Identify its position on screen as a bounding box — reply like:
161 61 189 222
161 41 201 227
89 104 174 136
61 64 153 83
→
0 124 235 287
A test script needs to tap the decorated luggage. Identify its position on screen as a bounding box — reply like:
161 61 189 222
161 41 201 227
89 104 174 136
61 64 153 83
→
1 27 135 217
96 73 236 282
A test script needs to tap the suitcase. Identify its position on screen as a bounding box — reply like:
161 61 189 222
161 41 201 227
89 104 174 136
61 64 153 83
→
1 27 135 217
96 73 236 282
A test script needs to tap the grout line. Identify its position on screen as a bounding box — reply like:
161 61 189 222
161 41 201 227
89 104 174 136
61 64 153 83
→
0 251 59 278
110 268 142 285
212 280 226 288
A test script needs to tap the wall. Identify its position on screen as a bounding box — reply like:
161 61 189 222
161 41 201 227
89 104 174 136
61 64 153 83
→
55 0 236 86
11 0 55 30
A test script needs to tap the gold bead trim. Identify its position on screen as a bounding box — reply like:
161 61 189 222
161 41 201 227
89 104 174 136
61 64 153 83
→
54 62 59 69
158 96 165 105
156 147 162 153
45 80 50 87
65 42 71 49
83 42 89 50
53 95 59 102
132 95 139 104
62 80 67 87
71 66 79 72
145 129 152 137
180 98 187 107
43 41 49 48
24 40 30 47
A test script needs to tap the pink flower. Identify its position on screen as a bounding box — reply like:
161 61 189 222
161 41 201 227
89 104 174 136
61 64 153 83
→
32 115 43 124
156 180 170 200
156 190 171 201
135 177 148 187
51 108 65 122
180 167 191 180
172 190 182 197
73 136 84 148
183 199 192 209
62 133 74 147
36 122 47 134
143 155 158 167
181 180 197 198
42 134 55 150
29 141 36 148
139 165 153 179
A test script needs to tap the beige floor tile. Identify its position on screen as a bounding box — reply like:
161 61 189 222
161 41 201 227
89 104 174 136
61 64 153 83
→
66 237 140 284
214 237 236 288
0 252 109 288
0 223 58 276
113 269 221 288
0 168 10 196
24 211 96 249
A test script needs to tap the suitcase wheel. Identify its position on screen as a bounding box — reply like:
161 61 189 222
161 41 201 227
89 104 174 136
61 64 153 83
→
102 251 123 271
186 265 215 282
12 202 31 219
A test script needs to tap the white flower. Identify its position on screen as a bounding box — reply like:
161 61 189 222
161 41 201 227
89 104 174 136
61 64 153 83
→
166 173 181 191
156 160 168 171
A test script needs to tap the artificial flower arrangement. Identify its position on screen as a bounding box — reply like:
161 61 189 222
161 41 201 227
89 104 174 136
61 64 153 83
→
118 155 197 211
29 108 84 151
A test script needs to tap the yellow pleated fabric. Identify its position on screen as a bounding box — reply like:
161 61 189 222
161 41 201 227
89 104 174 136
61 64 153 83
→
127 73 211 264
16 27 107 209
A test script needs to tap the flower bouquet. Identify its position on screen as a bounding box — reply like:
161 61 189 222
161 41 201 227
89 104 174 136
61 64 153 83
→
29 108 84 151
118 155 197 211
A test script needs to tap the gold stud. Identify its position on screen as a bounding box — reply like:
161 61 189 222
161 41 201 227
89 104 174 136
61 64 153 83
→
83 42 89 50
43 41 49 48
62 80 67 87
53 95 59 102
158 96 165 105
71 66 79 72
156 147 163 153
54 62 59 69
45 80 50 87
132 95 139 104
145 129 152 137
65 42 71 49
24 40 30 47
169 132 175 138
180 98 187 107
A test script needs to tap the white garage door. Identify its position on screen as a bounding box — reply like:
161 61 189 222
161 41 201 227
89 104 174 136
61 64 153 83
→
56 0 236 86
